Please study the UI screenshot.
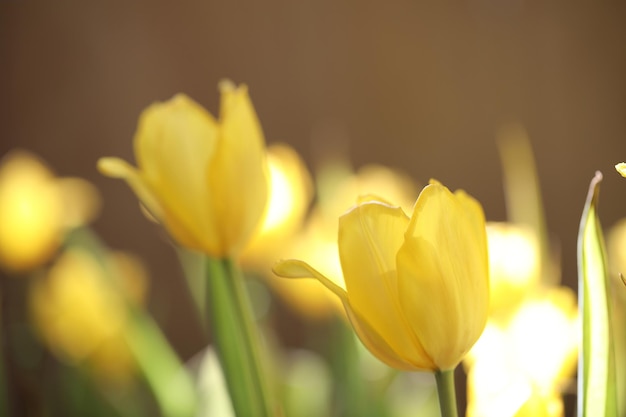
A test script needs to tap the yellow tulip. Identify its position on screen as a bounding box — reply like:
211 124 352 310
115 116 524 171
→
274 180 489 371
0 150 100 272
29 247 147 383
267 162 419 321
98 81 268 258
242 143 313 270
486 223 540 321
466 362 564 417
465 288 578 417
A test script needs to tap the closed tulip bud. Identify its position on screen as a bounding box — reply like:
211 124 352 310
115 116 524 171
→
274 180 489 371
98 81 268 258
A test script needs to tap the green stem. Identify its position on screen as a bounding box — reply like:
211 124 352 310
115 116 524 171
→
175 247 207 329
435 369 458 417
124 309 197 417
205 257 273 417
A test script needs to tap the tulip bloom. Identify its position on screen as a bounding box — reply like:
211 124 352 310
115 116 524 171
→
465 288 578 417
274 180 489 371
29 248 146 383
98 81 267 258
0 150 100 272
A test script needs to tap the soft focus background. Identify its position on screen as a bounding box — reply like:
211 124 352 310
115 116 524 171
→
2 0 626 379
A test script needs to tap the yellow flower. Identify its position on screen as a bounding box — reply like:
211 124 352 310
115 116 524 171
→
242 143 313 270
465 288 578 417
98 81 268 258
616 162 626 178
29 247 147 384
486 223 540 321
0 150 100 272
466 365 564 417
274 180 489 371
268 162 419 320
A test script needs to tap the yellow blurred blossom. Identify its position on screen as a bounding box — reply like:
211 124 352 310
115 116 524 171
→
98 81 268 258
242 143 313 270
616 163 626 178
316 162 418 220
486 223 540 321
465 288 578 417
467 362 564 417
268 215 345 319
0 150 100 272
275 181 489 371
29 247 147 383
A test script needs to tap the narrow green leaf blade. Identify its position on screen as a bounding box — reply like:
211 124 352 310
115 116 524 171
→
578 171 617 417
498 125 555 285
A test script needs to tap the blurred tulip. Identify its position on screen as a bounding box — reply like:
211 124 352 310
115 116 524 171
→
465 288 578 417
486 223 540 321
0 150 100 272
275 181 489 371
467 363 564 417
29 247 147 384
316 163 418 219
269 216 345 319
616 163 626 178
98 81 268 258
242 143 313 270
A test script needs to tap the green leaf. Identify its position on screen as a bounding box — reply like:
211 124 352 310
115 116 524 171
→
497 125 555 285
578 171 617 417
124 306 198 417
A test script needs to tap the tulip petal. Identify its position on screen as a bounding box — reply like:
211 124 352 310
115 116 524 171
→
273 259 347 303
211 82 268 255
343 302 431 371
338 201 434 369
133 94 220 253
355 194 394 206
97 157 203 251
274 257 434 370
397 182 489 370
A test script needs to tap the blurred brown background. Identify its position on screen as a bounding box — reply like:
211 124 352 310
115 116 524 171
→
2 2 626 360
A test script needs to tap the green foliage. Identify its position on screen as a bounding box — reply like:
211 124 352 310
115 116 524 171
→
577 172 618 417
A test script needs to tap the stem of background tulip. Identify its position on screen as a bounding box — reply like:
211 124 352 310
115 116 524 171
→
175 247 207 330
329 318 387 417
124 307 197 417
435 369 458 417
205 257 273 417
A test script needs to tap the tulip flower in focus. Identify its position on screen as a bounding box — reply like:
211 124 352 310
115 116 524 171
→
0 150 100 272
29 247 147 384
275 180 489 372
270 162 419 320
98 81 268 258
465 288 578 417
